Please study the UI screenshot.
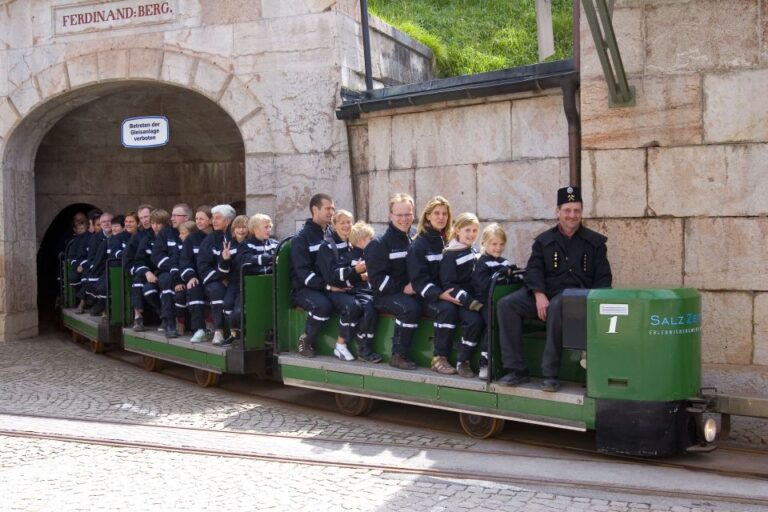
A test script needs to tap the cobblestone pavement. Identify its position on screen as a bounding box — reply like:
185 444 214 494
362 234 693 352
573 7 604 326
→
0 435 753 512
0 336 475 449
1 335 766 511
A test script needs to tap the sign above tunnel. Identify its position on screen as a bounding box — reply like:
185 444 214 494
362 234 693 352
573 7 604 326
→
121 116 169 148
54 1 176 36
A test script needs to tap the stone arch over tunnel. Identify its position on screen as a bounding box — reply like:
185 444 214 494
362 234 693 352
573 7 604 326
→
0 49 269 340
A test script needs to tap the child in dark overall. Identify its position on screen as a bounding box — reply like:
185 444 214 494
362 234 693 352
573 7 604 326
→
439 213 484 378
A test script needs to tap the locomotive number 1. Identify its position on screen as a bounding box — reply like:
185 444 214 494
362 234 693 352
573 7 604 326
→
607 315 618 334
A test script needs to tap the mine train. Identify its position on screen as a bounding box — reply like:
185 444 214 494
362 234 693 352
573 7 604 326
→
58 236 720 457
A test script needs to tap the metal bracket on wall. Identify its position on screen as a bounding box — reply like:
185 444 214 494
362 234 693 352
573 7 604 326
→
582 0 635 107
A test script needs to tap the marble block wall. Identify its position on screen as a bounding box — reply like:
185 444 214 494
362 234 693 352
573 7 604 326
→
580 0 768 368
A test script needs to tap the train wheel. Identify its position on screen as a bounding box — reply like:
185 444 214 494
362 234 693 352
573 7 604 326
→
334 394 374 416
89 339 104 354
194 368 221 388
458 413 505 439
142 356 162 372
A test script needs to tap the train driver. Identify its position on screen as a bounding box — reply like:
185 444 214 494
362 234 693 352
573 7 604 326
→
496 186 612 392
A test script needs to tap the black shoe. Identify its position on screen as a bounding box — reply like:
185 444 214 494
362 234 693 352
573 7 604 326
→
132 317 145 332
165 322 179 339
297 333 314 358
389 354 417 370
219 334 238 347
541 378 561 392
358 351 383 363
89 304 104 316
497 372 530 386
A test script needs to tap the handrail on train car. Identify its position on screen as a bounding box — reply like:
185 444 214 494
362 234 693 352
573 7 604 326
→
272 235 295 357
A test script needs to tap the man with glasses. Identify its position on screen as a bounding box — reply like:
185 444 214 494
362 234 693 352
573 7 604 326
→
152 203 191 338
364 193 421 370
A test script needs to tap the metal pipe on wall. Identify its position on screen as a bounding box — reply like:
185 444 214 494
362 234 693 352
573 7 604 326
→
360 0 374 91
565 0 581 187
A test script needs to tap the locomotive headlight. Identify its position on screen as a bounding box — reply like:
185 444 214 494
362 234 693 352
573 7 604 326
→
703 418 717 443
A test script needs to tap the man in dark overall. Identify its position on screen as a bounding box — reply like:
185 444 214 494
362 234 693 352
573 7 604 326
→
291 193 335 357
496 186 612 392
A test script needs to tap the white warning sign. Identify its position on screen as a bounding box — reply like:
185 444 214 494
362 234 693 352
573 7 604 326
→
121 116 169 148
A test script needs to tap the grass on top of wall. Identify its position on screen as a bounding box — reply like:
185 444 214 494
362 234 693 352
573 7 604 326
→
368 0 574 77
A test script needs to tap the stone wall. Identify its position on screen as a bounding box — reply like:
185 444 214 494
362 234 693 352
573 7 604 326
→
579 0 768 367
0 0 433 340
347 90 569 267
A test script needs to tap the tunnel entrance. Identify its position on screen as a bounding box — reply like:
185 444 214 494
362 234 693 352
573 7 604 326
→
34 82 246 328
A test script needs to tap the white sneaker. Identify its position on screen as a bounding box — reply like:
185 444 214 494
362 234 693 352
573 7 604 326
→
478 366 488 380
579 350 587 369
190 329 207 343
211 331 224 346
334 344 355 361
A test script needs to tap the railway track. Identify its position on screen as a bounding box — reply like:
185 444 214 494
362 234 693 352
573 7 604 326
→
58 334 768 498
1 411 767 508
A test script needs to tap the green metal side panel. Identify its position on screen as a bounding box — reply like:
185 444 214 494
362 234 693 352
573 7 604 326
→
498 394 595 427
63 315 98 340
108 266 125 326
123 335 227 371
586 288 701 402
275 240 294 353
63 261 76 308
243 275 274 350
282 363 593 428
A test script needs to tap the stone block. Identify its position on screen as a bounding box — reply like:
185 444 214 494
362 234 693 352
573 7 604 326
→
581 149 646 218
161 51 197 86
0 311 39 341
97 49 129 81
414 165 477 217
588 218 684 288
239 109 295 155
367 169 414 223
580 5 643 81
193 59 230 100
581 74 701 149
200 0 262 24
36 63 69 99
67 53 99 88
246 194 277 221
0 98 21 141
245 155 277 197
511 95 568 159
646 0 758 74
271 151 353 232
703 68 768 143
685 217 768 291
391 103 512 170
477 158 567 222
700 291 753 365
245 67 344 154
128 49 163 80
499 220 554 267
261 0 335 18
9 78 41 118
367 116 392 171
164 26 234 59
755 293 768 365
220 78 260 124
234 13 334 56
649 145 768 217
